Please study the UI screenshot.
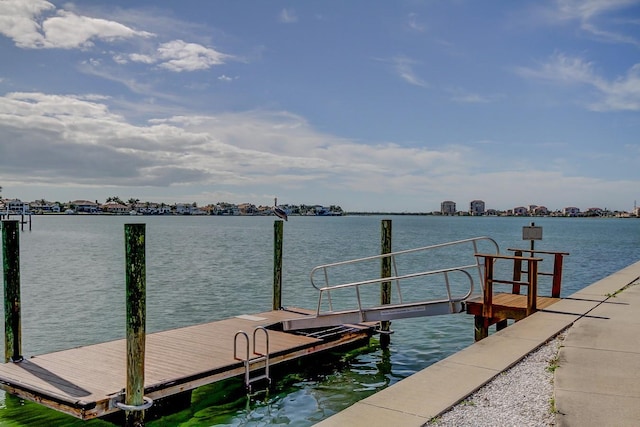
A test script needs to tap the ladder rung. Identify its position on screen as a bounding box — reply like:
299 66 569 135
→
248 374 270 384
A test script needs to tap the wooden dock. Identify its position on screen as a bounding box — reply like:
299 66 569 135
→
0 308 373 420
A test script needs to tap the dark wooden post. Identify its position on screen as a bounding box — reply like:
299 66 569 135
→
475 254 495 341
511 249 522 295
273 220 284 310
124 223 146 426
2 220 22 363
474 316 489 342
551 253 564 298
380 219 392 348
526 257 538 316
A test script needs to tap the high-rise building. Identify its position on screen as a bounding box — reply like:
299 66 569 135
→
441 200 456 215
469 200 485 216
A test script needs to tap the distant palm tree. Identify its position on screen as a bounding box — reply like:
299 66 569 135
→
106 196 125 205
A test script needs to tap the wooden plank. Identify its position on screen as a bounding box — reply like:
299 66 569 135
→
466 294 560 315
0 309 372 420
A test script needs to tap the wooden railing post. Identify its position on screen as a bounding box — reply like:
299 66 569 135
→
551 253 564 298
124 223 146 426
512 250 522 294
380 220 392 348
2 220 22 363
273 220 284 310
481 255 494 319
527 258 539 316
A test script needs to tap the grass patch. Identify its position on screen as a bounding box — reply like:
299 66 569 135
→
546 354 560 373
460 398 476 406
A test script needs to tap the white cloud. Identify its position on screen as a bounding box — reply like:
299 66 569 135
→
552 0 640 46
0 92 635 211
391 56 429 88
0 0 55 48
41 10 153 49
279 8 298 24
555 0 637 22
127 53 156 64
448 88 498 104
0 2 231 74
0 0 153 49
0 92 468 195
156 40 229 72
407 12 425 32
517 53 640 111
0 93 637 209
517 53 597 83
127 40 230 72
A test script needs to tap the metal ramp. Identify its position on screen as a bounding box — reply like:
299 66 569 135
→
283 237 499 331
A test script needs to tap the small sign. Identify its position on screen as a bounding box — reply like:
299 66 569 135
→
523 225 542 240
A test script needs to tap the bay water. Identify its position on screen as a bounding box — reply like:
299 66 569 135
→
0 215 638 426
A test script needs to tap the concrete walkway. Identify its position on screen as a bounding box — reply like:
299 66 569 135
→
316 260 640 427
555 265 640 426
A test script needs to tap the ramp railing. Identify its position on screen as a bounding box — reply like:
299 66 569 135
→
283 237 500 331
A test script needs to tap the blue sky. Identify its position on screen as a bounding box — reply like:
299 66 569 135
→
1 0 639 212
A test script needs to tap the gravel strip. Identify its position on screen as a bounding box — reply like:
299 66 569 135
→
430 332 565 427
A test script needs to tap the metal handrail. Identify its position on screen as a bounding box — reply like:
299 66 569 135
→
308 236 500 315
315 267 476 315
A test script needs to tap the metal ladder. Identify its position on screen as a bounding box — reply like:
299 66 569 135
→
233 326 271 393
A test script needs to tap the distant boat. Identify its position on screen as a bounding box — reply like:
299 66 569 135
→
273 198 288 221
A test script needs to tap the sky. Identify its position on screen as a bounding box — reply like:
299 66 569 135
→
1 0 639 212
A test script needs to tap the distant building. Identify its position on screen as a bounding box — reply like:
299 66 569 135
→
441 200 456 215
101 202 128 214
532 205 549 216
71 200 99 213
237 203 258 215
131 202 172 215
175 203 195 215
30 200 60 213
469 200 485 216
513 206 528 216
563 206 581 216
4 199 29 214
584 207 604 217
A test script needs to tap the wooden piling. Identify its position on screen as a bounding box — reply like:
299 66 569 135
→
380 219 392 348
273 220 284 310
124 223 147 426
2 220 22 363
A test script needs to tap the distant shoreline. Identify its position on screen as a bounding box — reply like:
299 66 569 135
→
2 211 637 219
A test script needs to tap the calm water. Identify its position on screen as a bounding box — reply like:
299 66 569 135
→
0 215 638 426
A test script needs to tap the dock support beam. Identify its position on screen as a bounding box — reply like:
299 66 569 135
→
2 220 22 363
273 220 284 310
380 219 392 348
124 223 147 427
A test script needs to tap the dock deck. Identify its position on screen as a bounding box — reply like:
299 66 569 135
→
465 293 562 318
0 309 373 420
